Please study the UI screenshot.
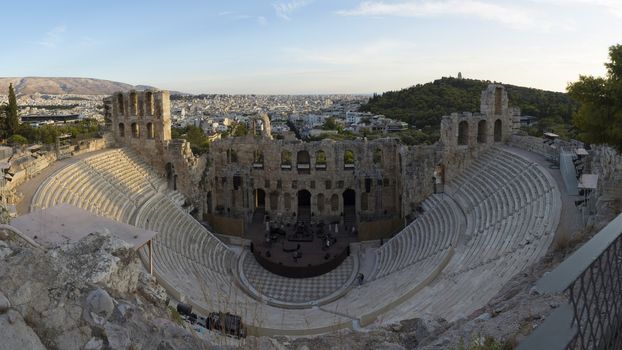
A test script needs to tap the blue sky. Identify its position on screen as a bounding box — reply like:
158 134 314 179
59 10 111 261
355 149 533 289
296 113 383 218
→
2 0 622 94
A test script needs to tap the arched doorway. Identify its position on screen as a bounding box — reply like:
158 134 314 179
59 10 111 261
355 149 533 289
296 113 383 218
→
343 189 355 207
494 119 502 142
342 189 356 228
255 189 266 209
297 190 311 221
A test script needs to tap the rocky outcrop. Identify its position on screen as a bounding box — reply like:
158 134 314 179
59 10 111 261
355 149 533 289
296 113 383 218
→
0 224 581 349
0 308 46 350
0 230 224 350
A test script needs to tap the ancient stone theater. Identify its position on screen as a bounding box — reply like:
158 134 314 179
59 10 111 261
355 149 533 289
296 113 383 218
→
17 84 566 336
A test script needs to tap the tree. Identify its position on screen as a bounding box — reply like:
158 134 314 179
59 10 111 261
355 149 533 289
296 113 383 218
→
0 104 7 139
360 76 578 145
184 125 210 154
6 83 19 136
7 134 27 145
322 117 342 131
568 44 622 151
231 122 248 137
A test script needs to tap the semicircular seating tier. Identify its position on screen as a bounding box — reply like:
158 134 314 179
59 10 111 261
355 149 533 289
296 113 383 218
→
28 146 561 335
375 147 561 323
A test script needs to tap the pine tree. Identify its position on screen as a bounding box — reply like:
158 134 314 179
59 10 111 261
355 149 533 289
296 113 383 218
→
6 83 19 136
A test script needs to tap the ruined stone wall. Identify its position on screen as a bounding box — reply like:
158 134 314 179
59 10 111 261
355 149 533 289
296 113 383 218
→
399 144 440 217
205 136 402 224
588 145 622 221
0 136 111 206
104 84 520 237
439 84 516 183
109 90 203 201
5 151 57 191
73 134 112 156
111 90 172 148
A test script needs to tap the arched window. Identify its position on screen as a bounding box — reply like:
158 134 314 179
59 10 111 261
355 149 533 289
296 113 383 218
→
253 150 264 168
458 121 469 146
330 194 339 212
154 97 161 118
373 148 382 165
146 122 154 139
281 150 292 169
227 149 238 163
145 91 154 115
315 150 327 169
131 123 139 138
344 150 355 169
297 150 310 171
129 91 138 115
477 120 487 144
117 93 124 115
317 193 325 213
494 119 502 142
118 123 125 137
269 192 279 211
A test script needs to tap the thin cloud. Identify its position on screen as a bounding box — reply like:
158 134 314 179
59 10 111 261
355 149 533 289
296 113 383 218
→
38 25 67 48
337 1 570 30
219 11 268 26
273 0 312 21
257 16 268 26
530 0 622 17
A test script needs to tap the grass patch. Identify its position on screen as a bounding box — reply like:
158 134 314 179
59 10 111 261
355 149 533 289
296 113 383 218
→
168 306 184 326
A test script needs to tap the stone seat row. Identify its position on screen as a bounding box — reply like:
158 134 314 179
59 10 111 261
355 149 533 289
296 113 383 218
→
133 193 233 277
82 151 160 204
447 149 555 271
378 147 561 323
320 245 453 320
32 162 138 222
33 148 234 285
372 194 462 280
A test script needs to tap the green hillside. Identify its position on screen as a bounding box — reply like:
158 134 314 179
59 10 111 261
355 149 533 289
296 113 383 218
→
361 77 579 141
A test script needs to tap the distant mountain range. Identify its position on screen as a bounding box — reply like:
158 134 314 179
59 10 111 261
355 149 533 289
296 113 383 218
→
0 77 159 96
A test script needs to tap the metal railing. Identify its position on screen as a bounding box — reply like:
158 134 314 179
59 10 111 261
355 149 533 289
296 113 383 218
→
519 213 622 350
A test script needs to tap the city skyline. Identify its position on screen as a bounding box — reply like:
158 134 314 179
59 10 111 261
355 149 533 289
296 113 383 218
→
2 0 621 94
